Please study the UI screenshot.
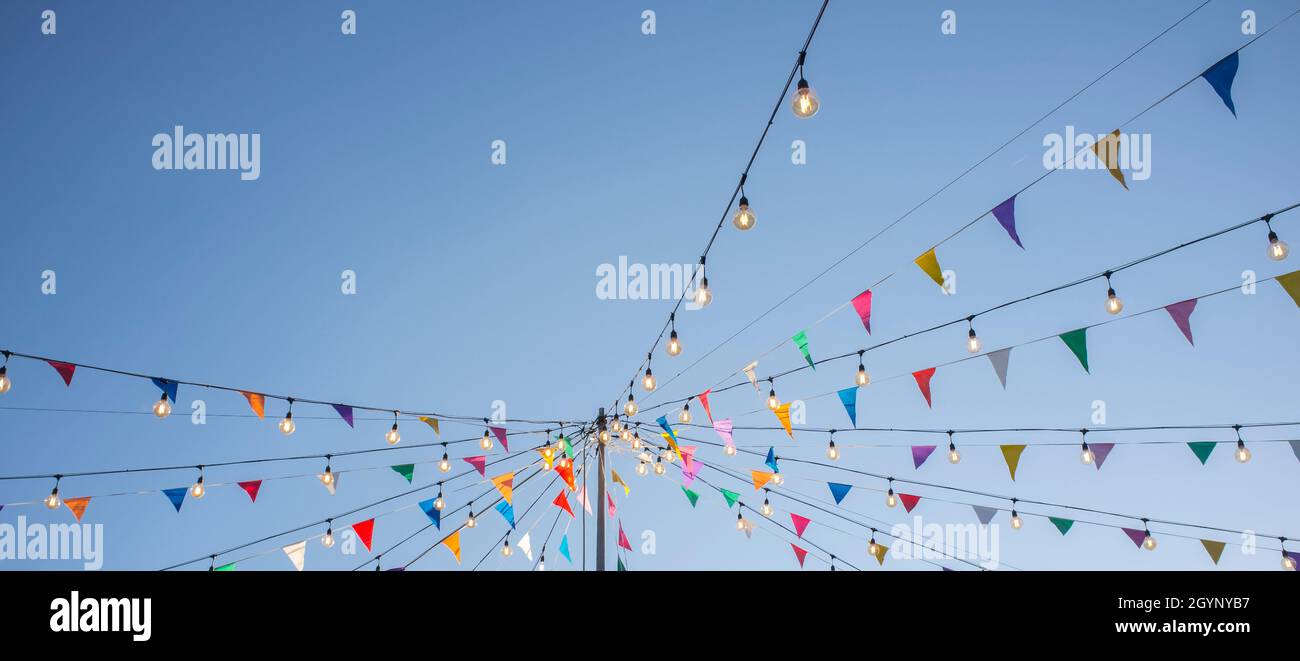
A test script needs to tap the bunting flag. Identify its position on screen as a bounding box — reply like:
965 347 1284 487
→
791 330 815 370
1277 270 1300 306
1050 517 1075 535
850 289 873 334
496 500 516 528
517 532 533 561
1121 527 1148 548
214 563 236 571
679 445 697 472
773 402 793 437
442 531 462 564
618 521 632 551
752 470 776 490
418 416 439 435
987 348 1011 389
283 540 307 571
333 404 354 428
972 505 998 525
791 544 808 568
553 490 574 517
698 389 714 422
241 391 265 419
352 519 375 551
1058 328 1090 373
1290 440 1300 463
464 456 487 477
611 469 629 496
868 541 887 566
720 488 740 508
538 447 555 470
899 493 922 513
991 195 1024 248
491 472 515 504
681 486 700 507
1201 539 1226 565
1092 129 1128 190
1091 443 1116 470
150 378 178 403
790 513 811 538
742 361 760 390
1200 51 1239 116
656 415 677 442
578 486 593 514
713 418 735 451
489 426 509 451
662 433 682 462
681 461 700 488
238 480 262 502
828 482 852 504
911 445 936 469
606 492 616 519
556 462 576 491
1164 298 1198 345
559 535 571 563
391 464 415 483
912 367 936 407
837 387 858 427
914 248 945 288
48 360 76 386
617 556 627 571
1000 445 1027 480
419 498 441 529
64 496 91 522
321 472 339 495
765 447 779 473
162 487 187 512
1187 441 1216 465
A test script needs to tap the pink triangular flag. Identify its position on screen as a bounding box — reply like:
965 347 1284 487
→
578 486 593 514
850 289 873 334
47 360 76 386
1164 298 1198 345
490 426 509 451
463 456 486 476
618 520 632 551
899 493 922 513
1121 527 1148 548
912 368 936 408
1091 443 1115 470
713 418 735 451
791 544 808 567
607 492 616 519
790 513 811 538
911 445 936 469
698 389 714 423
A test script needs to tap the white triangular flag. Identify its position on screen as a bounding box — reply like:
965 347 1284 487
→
320 473 340 495
742 361 759 390
518 532 533 561
986 348 1011 389
283 540 307 571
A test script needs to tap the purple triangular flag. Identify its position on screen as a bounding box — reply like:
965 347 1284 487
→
1091 442 1115 470
972 505 998 525
991 196 1023 249
1164 298 1198 345
332 404 354 428
911 445 937 469
1121 527 1147 548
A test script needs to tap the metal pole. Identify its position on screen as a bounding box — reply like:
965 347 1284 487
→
595 408 608 571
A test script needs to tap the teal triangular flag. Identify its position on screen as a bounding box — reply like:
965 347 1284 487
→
837 387 858 427
720 489 740 508
1050 517 1074 535
391 464 415 483
559 535 572 562
765 447 779 472
792 330 815 370
617 556 627 571
681 486 699 507
1187 441 1216 465
1058 328 1089 373
494 500 515 528
162 487 187 512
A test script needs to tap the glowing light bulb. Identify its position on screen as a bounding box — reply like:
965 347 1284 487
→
434 494 445 510
44 488 61 510
661 448 674 463
321 528 335 548
1106 288 1123 315
678 404 692 424
693 278 712 307
191 477 206 499
466 512 477 528
611 418 623 433
792 79 819 118
631 435 642 451
636 461 647 476
279 412 295 436
643 368 656 392
385 423 401 446
1010 511 1022 529
826 439 839 461
639 450 652 463
1081 443 1095 464
1143 532 1157 550
761 498 773 517
1235 441 1251 463
654 459 665 475
770 473 783 486
538 557 545 572
732 196 756 231
724 445 737 457
967 328 982 353
867 538 880 557
855 363 869 386
480 429 494 450
886 489 897 508
599 428 611 444
767 389 779 411
153 395 172 419
1268 231 1289 261
736 513 746 530
667 331 682 356
1283 553 1296 570
319 466 334 486
948 443 961 464
0 366 10 395
625 397 638 417
502 540 513 558
620 428 632 441
439 453 451 472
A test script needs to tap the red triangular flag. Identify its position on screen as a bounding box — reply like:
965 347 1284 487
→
899 493 922 513
352 518 375 552
48 360 76 386
553 490 574 517
791 544 808 567
618 521 632 551
463 456 486 476
790 513 811 538
238 480 262 503
698 389 713 423
912 368 936 408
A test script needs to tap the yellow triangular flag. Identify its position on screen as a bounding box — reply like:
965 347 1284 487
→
869 541 888 566
661 433 683 461
612 469 630 496
751 470 775 490
538 447 555 469
1000 444 1027 481
914 248 945 288
1091 129 1128 190
1276 270 1300 307
773 402 793 438
241 391 265 419
1200 539 1226 565
491 472 515 505
419 416 440 435
442 530 462 564
64 496 91 522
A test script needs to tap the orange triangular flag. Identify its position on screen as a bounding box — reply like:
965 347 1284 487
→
1091 129 1128 190
751 470 775 490
491 472 515 505
241 392 265 419
442 530 462 564
1200 539 1226 565
773 403 793 438
64 496 91 522
555 462 576 491
661 433 683 461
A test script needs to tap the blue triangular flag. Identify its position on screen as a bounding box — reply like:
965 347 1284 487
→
765 447 779 473
559 535 572 563
1201 51 1239 116
655 415 676 440
495 500 515 529
836 387 858 427
418 498 441 529
150 378 178 402
828 482 852 504
163 487 187 512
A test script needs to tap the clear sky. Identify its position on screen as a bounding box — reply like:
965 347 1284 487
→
1 1 1298 571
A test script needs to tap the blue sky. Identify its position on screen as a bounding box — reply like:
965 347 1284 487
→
1 0 1298 571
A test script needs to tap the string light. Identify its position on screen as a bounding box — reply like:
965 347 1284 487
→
44 475 62 509
867 529 880 557
639 449 652 463
538 554 546 571
724 444 737 457
385 411 401 446
190 466 206 499
767 379 779 411
318 456 335 487
599 424 611 444
660 447 675 463
625 392 638 417
1281 538 1295 570
736 511 746 530
620 427 632 442
825 431 839 461
0 351 11 394
947 430 961 464
434 486 445 510
666 313 683 356
761 490 773 517
770 472 784 486
732 195 756 231
885 479 897 508
1104 271 1124 315
791 51 820 118
855 350 870 386
631 430 642 450
679 401 692 424
966 317 982 353
502 537 513 558
643 361 656 392
466 504 477 529
152 393 172 419
439 444 451 472
654 456 665 475
636 461 648 476
1010 499 1022 529
278 398 296 436
1142 520 1157 550
1266 216 1289 261
1234 425 1251 463
480 427 494 451
693 257 712 308
321 521 335 548
1080 430 1094 464
610 416 623 433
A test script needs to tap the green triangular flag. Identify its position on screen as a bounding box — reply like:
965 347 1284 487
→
617 556 627 571
1058 328 1089 373
1187 441 1216 465
792 330 815 370
214 563 236 571
720 488 741 508
560 435 573 459
391 464 415 483
681 486 699 508
1050 517 1074 535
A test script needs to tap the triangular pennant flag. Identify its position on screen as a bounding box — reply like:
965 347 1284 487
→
320 472 339 495
419 498 441 529
850 289 873 334
495 500 516 528
559 535 572 563
751 470 775 490
791 544 808 568
656 415 677 442
1200 51 1239 116
1200 539 1226 565
517 532 533 561
464 456 487 477
238 480 262 502
1187 441 1216 465
332 404 354 428
606 492 616 519
214 563 236 571
491 472 515 504
150 378 179 403
611 469 630 496
1290 440 1300 464
911 445 936 469
442 531 462 564
912 367 936 407
538 447 555 470
351 519 375 552
991 195 1024 248
698 389 714 422
972 505 998 525
773 403 793 437
791 330 815 370
1092 129 1128 190
241 391 265 419
1121 527 1147 548
489 426 508 451
765 446 779 473
713 418 735 451
1050 517 1075 535
837 387 858 427
418 416 439 435
162 487 187 512
1091 443 1115 470
553 490 574 517
1058 328 1090 373
64 496 91 522
617 556 627 571
828 482 852 504
1000 445 1027 480
556 462 576 491
914 248 945 288
869 541 887 566
681 486 700 507
47 360 76 386
899 493 921 513
390 464 415 483
283 540 306 571
618 521 632 551
1277 271 1300 307
720 489 741 508
790 513 811 538
1164 298 1198 345
986 348 1011 389
742 361 760 390
578 486 593 514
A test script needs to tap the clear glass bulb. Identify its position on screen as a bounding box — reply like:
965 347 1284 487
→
434 495 445 510
733 199 756 231
948 445 961 464
724 445 736 457
599 429 611 443
620 428 632 441
45 490 61 509
736 515 746 531
0 367 10 394
385 424 401 445
502 542 513 558
321 530 335 548
1143 533 1157 550
767 390 779 410
466 513 477 528
855 364 869 386
625 399 638 417
761 500 773 517
631 437 642 451
967 331 981 353
667 333 682 356
191 480 205 499
792 80 819 118
319 470 334 486
826 441 839 461
279 414 295 436
654 461 665 476
639 450 652 463
611 418 623 433
643 372 656 392
1235 443 1251 463
153 396 172 418
661 448 674 463
693 279 712 307
439 454 451 472
636 462 647 476
1283 554 1296 570
1081 445 1094 464
1106 289 1124 315
868 540 880 557
480 431 493 450
537 560 545 572
1269 233 1289 261
1010 512 1022 529
770 473 783 486
678 406 691 424
886 491 897 508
